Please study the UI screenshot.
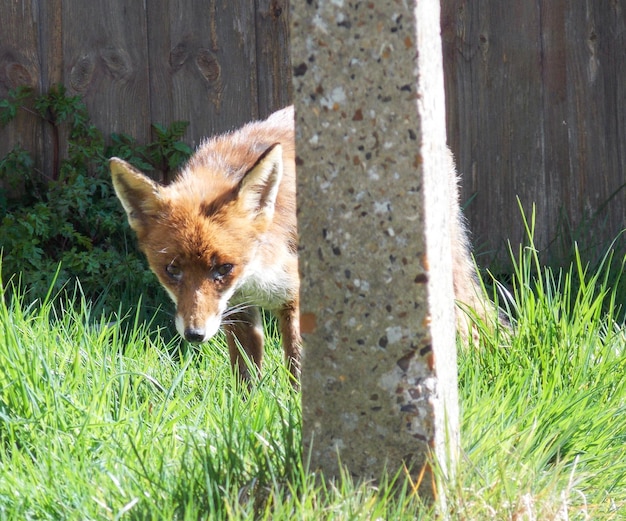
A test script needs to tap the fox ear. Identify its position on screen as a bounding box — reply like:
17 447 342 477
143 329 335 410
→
237 144 283 221
109 157 163 233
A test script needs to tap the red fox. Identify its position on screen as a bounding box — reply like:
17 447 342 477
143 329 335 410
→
110 105 491 383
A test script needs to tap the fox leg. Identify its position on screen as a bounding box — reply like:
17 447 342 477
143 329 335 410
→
276 300 302 384
224 307 265 382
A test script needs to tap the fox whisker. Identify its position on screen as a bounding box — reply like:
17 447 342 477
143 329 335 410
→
222 302 255 317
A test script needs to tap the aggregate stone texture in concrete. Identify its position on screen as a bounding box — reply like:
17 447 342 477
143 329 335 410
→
292 0 459 496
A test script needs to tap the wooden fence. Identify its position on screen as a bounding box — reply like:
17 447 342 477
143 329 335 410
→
442 1 626 264
1 0 625 265
0 0 291 179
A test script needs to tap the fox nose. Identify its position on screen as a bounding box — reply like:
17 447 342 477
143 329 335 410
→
184 328 206 343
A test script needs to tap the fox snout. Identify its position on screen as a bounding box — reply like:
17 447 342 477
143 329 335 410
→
172 286 227 344
175 311 223 344
182 328 207 344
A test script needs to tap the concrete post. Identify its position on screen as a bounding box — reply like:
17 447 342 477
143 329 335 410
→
291 0 459 498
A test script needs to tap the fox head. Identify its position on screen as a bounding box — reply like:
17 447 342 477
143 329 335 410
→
109 144 284 343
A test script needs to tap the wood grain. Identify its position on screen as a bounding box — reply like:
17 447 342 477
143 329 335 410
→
147 0 258 152
62 1 151 144
442 1 626 264
0 1 43 177
255 0 292 119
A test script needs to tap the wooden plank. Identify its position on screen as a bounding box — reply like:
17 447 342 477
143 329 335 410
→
442 2 545 264
38 0 64 175
442 1 626 264
147 0 258 153
254 0 292 118
597 2 626 246
61 0 151 143
145 0 175 156
558 2 626 254
0 0 43 179
39 0 64 88
538 0 570 256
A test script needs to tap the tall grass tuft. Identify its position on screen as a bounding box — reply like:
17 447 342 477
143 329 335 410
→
454 209 626 519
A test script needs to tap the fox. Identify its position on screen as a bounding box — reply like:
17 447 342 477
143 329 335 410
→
109 105 492 384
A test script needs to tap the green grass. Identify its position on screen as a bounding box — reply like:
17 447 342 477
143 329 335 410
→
1 230 626 519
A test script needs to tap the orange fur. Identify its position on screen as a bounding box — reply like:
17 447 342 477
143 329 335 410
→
110 107 300 382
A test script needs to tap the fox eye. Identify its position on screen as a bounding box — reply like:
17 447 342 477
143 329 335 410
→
165 263 183 281
213 263 233 281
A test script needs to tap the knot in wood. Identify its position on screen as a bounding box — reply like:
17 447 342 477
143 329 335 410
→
70 55 96 92
100 47 132 81
195 49 220 84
